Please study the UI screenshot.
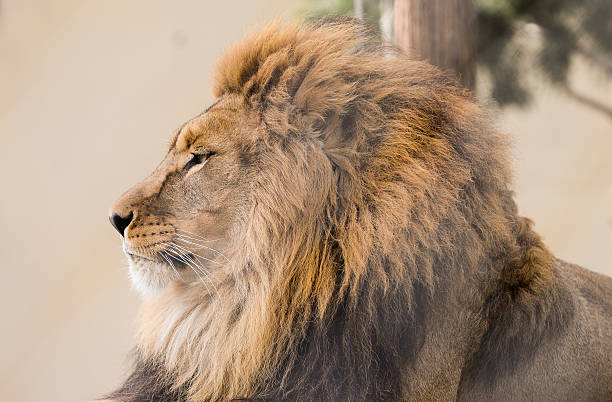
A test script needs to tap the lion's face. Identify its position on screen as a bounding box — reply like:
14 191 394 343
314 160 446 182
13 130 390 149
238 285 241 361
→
109 95 256 296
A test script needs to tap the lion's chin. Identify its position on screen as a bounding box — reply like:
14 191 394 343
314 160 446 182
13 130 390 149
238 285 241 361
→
126 255 173 298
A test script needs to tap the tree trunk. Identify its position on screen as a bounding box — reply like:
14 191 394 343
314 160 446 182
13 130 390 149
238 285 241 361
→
393 0 476 90
354 0 364 19
380 0 394 43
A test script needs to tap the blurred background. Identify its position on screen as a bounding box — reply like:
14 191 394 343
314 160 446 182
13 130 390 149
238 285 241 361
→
0 1 610 401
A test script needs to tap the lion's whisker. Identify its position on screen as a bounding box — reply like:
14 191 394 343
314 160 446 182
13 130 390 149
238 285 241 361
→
147 243 183 281
164 246 217 297
157 249 183 281
175 229 221 243
175 229 222 242
158 245 186 282
173 234 229 256
164 241 225 303
174 237 232 265
172 234 212 251
174 232 219 246
164 243 222 300
170 241 227 266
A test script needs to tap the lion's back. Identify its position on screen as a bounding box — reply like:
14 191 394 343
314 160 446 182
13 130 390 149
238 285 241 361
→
561 261 612 400
460 260 612 402
563 260 612 320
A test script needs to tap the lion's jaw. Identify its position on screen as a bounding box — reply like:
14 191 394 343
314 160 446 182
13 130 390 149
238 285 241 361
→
125 253 173 297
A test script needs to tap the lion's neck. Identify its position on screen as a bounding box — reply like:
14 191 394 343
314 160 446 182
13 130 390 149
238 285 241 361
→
136 277 282 401
129 262 438 400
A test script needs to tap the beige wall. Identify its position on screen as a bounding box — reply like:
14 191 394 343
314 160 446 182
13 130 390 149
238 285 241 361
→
0 2 609 401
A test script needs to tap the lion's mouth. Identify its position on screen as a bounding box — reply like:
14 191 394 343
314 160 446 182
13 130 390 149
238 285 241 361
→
126 249 191 270
156 252 187 270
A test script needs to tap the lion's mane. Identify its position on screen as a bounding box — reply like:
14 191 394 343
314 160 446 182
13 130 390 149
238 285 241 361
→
109 19 569 401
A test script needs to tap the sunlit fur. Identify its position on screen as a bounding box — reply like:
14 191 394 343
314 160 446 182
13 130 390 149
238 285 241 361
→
108 18 611 401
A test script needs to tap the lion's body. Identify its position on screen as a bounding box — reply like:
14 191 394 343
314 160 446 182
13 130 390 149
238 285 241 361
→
107 19 611 401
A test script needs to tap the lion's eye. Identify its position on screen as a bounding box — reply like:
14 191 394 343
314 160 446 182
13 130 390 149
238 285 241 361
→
184 151 214 171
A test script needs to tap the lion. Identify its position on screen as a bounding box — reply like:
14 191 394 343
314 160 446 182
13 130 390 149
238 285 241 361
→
105 19 611 401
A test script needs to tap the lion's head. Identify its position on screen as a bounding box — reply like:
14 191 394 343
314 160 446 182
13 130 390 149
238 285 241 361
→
108 19 555 401
109 94 257 296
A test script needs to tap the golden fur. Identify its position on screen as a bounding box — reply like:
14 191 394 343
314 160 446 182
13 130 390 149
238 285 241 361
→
107 19 611 401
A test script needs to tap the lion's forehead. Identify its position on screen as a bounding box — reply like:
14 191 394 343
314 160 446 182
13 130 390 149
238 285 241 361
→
170 96 246 152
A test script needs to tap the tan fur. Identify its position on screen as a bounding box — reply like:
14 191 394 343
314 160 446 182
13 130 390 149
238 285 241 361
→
107 19 611 401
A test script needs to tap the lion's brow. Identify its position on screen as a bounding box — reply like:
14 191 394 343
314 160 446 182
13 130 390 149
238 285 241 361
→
168 96 227 151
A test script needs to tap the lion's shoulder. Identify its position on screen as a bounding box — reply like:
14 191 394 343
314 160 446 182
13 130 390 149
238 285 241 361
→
560 260 612 312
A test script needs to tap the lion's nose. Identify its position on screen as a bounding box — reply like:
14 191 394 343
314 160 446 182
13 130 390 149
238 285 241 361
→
109 211 133 236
